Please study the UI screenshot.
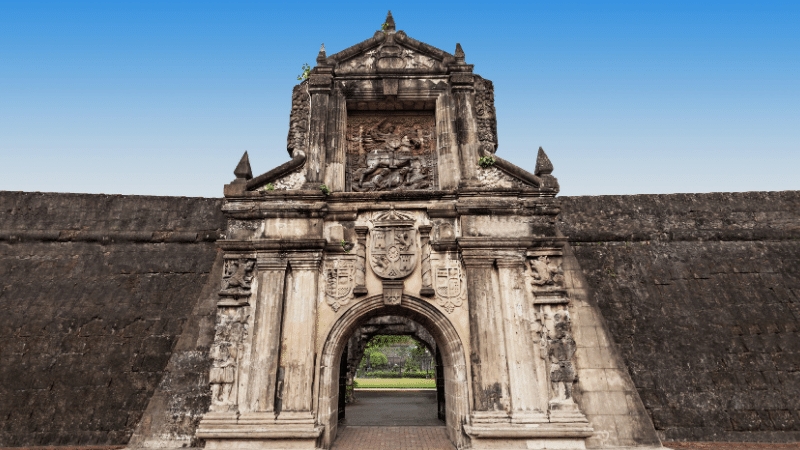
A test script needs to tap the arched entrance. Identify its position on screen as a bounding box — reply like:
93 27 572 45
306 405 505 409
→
316 294 469 449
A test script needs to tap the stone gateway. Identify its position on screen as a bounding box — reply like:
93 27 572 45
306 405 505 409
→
182 12 667 450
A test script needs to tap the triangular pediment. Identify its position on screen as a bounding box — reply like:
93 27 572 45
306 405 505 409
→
324 14 454 75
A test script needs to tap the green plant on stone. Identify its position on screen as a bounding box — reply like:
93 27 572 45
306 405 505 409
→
340 239 354 253
380 22 390 32
478 155 496 168
320 184 331 195
297 63 311 81
264 183 275 191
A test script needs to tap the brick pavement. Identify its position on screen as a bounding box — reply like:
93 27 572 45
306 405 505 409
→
330 426 456 450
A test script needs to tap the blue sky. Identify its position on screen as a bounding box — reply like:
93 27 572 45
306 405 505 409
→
1 1 797 197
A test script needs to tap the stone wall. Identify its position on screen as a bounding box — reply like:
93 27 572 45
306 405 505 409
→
0 192 225 446
559 192 800 442
2 190 799 446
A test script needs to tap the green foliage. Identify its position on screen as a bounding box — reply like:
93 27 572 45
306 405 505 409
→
404 358 421 371
369 351 388 368
478 155 496 168
297 63 311 81
319 184 331 195
354 377 436 389
380 22 390 32
264 183 275 191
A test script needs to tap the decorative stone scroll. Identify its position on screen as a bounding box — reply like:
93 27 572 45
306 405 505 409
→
324 259 355 312
209 307 249 412
286 83 310 158
219 258 256 304
345 113 438 192
474 76 498 154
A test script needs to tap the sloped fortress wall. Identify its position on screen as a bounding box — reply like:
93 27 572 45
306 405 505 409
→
1 191 799 446
0 192 225 446
559 192 800 443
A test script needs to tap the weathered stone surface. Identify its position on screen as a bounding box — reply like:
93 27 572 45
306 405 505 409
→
0 192 225 446
560 191 800 443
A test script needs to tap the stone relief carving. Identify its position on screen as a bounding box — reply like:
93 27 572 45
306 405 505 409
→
286 82 310 158
477 166 527 189
369 210 417 279
528 256 565 288
345 114 438 192
209 307 249 411
336 44 441 74
324 260 355 312
434 256 466 313
419 225 434 297
270 169 306 190
539 310 579 410
219 258 256 299
474 76 498 154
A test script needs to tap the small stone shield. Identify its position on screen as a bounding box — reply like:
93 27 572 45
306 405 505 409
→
435 267 463 299
324 261 354 312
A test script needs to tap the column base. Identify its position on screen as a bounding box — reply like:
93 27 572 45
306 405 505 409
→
465 412 593 450
196 412 322 450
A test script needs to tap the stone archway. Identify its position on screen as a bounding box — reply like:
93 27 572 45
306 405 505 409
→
316 294 469 450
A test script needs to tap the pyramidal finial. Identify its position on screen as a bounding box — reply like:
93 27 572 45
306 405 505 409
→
234 151 253 180
317 43 326 64
455 43 465 62
384 11 396 32
534 147 554 176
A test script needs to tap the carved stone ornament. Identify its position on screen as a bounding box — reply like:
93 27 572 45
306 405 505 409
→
369 210 417 279
324 260 355 312
209 307 249 412
286 83 310 158
336 43 443 75
345 113 438 192
537 309 585 421
474 76 498 154
528 256 565 288
219 258 256 301
434 258 466 313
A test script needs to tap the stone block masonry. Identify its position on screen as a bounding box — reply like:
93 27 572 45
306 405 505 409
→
559 191 800 443
0 192 226 446
2 190 799 446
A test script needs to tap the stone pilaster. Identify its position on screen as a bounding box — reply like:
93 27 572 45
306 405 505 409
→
323 88 346 191
305 71 332 186
243 256 287 413
496 255 548 424
461 254 510 419
435 91 462 189
450 72 480 184
277 251 322 422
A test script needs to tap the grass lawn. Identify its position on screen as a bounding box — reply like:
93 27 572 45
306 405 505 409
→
354 377 436 389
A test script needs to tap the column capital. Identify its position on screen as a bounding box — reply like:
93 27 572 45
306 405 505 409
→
257 254 288 270
285 250 323 269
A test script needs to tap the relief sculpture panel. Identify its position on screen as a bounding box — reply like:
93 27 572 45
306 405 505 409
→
345 113 438 192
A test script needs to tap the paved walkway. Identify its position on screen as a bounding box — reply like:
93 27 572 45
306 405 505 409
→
343 389 442 427
331 426 455 450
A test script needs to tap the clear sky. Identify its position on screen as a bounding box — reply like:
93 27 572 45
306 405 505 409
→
1 1 797 198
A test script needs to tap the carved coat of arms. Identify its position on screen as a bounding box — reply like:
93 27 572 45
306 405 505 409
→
434 261 465 313
369 211 417 280
324 260 355 312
